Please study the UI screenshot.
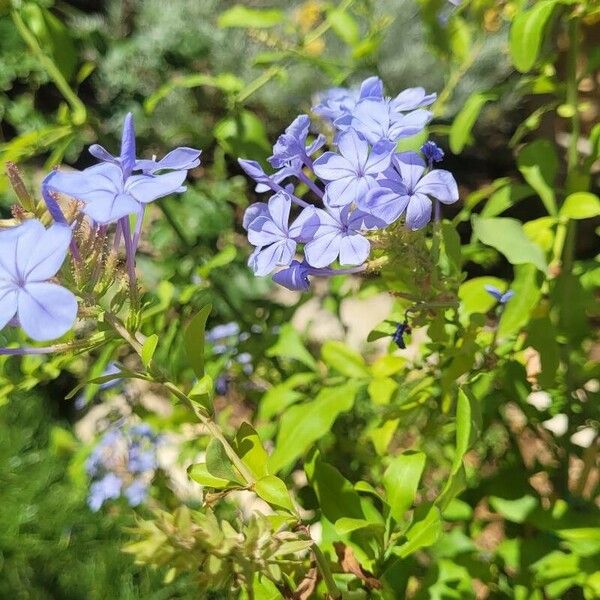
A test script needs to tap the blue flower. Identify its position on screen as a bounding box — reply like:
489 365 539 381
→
88 473 122 512
313 129 395 207
128 445 157 473
244 192 317 276
269 115 325 169
335 98 432 145
303 204 381 268
361 152 459 229
0 219 77 341
206 322 241 342
48 113 199 224
124 479 148 507
272 260 311 291
313 76 384 123
485 285 515 304
420 141 445 165
49 163 187 225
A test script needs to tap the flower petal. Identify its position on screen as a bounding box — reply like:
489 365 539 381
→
391 87 436 112
126 171 188 204
364 140 395 175
339 233 370 266
416 169 459 204
289 205 323 243
0 287 18 331
24 223 71 281
267 192 292 232
248 240 295 276
336 129 369 171
120 112 137 177
360 186 409 225
359 76 384 100
272 260 311 291
89 144 117 163
49 163 122 200
405 193 432 230
313 151 355 181
243 202 269 230
18 282 77 341
304 230 342 268
394 152 426 191
83 191 140 225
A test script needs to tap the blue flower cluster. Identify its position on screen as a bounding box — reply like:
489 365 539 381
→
86 423 160 511
239 77 459 291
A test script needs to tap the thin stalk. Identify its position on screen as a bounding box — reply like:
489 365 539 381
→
297 171 324 199
120 217 139 308
312 544 341 599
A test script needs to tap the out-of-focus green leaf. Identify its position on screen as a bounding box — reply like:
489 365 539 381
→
321 340 369 378
517 139 558 215
560 192 600 220
214 110 271 162
141 334 158 368
327 8 360 46
449 92 495 154
183 304 212 378
218 5 283 28
490 495 538 523
266 323 317 371
383 452 426 524
269 382 359 473
509 1 559 72
472 216 547 272
499 264 543 336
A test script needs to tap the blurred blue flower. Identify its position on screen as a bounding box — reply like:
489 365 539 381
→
269 115 325 169
485 285 515 304
313 129 394 207
206 322 241 342
361 152 459 229
86 423 159 511
0 219 77 341
89 473 122 512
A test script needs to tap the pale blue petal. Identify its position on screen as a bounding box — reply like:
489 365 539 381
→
359 76 384 100
0 287 18 331
364 140 395 175
416 169 459 204
25 223 71 281
304 231 342 268
359 187 409 225
272 260 310 291
394 152 426 191
89 144 117 163
289 206 322 243
391 87 436 112
267 192 291 232
389 109 432 139
120 112 136 177
126 171 187 204
49 163 122 199
313 152 355 181
405 193 432 230
83 191 139 224
18 282 77 341
337 129 369 170
243 202 269 230
339 233 370 266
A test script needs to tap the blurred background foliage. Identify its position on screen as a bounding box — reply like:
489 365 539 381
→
0 0 599 598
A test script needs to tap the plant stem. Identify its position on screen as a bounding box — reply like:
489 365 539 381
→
312 544 341 599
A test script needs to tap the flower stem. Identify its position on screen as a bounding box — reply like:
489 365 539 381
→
312 545 341 599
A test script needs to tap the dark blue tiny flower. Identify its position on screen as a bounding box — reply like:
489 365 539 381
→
485 285 515 304
392 321 411 349
421 141 445 165
272 260 311 291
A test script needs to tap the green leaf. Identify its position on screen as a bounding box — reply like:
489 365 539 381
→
188 463 232 489
305 450 364 523
449 92 496 154
321 340 369 378
560 192 600 220
509 1 559 72
393 506 442 558
269 382 359 473
458 276 507 317
499 264 543 336
334 517 385 535
383 452 426 524
327 8 360 46
517 139 558 215
218 5 284 28
206 438 243 484
183 304 212 378
490 495 538 523
266 323 317 370
472 216 547 272
481 183 534 218
367 377 397 405
258 372 316 421
234 422 269 479
214 110 271 161
254 475 295 513
197 245 237 278
141 334 158 368
188 374 214 415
